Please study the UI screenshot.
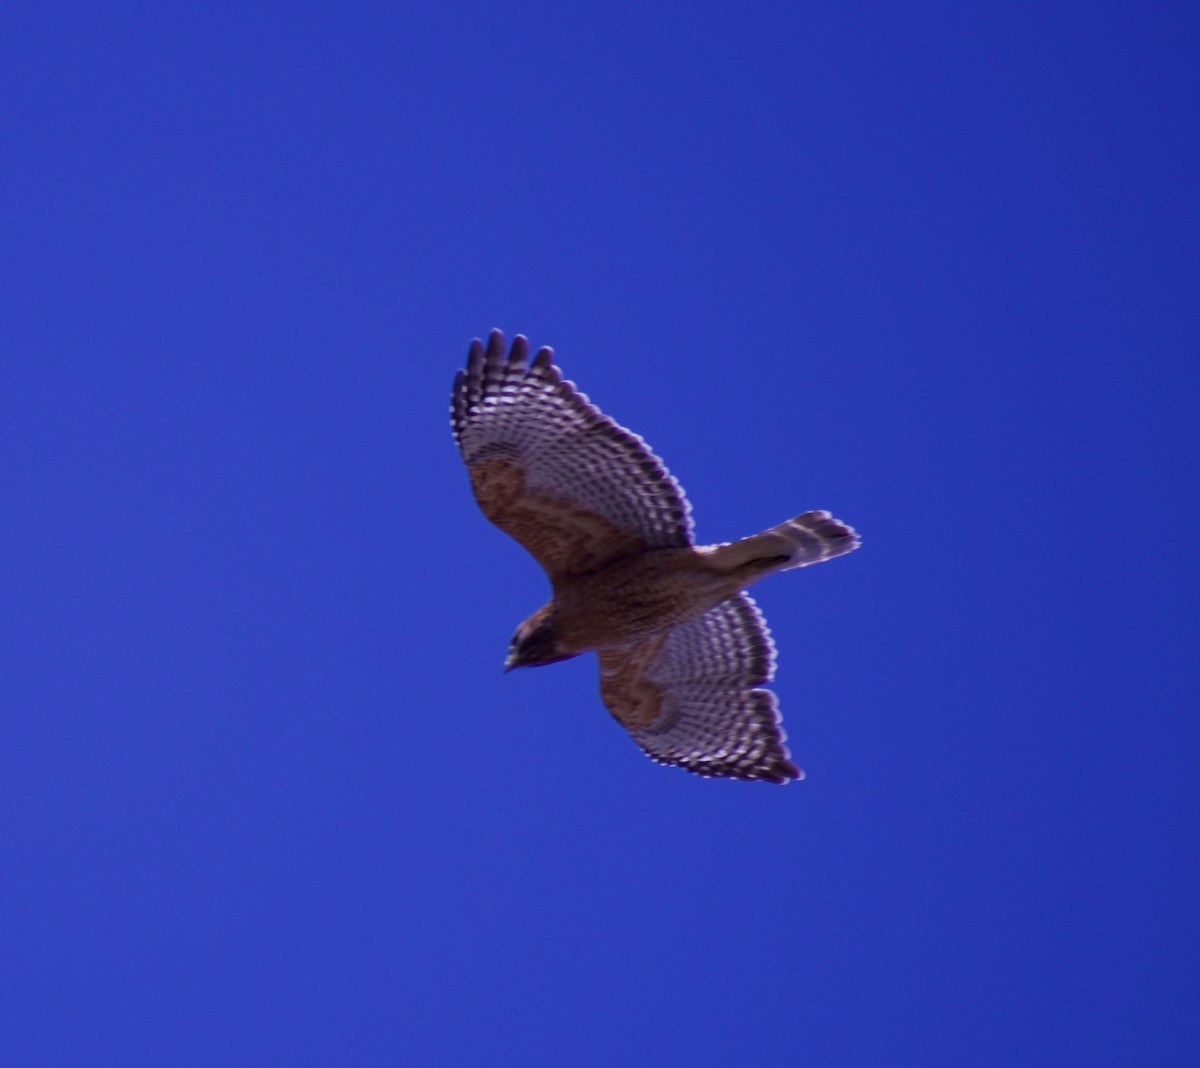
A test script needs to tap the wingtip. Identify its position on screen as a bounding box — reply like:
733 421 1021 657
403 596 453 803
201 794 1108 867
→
752 757 803 784
508 334 530 366
465 331 554 376
485 329 506 362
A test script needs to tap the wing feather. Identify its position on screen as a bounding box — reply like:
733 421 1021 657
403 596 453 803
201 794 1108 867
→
598 594 801 783
452 330 693 582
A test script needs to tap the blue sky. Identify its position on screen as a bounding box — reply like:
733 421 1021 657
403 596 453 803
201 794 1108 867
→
3 3 1196 1064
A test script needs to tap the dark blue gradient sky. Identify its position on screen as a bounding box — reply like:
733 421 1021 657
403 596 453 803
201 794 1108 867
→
3 3 1196 1065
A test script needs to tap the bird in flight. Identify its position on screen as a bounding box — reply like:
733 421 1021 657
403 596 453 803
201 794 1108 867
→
451 330 859 783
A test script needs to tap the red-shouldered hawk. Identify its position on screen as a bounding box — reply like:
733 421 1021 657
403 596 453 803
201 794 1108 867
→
451 330 859 783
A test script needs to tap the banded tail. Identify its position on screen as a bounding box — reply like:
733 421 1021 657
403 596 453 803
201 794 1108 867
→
706 510 860 582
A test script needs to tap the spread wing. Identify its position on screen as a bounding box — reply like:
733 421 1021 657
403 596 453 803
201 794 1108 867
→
597 594 801 783
451 330 693 583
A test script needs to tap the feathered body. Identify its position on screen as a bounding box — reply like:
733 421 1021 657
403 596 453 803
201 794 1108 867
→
451 330 859 783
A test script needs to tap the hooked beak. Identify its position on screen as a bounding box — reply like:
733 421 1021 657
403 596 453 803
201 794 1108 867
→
503 650 518 673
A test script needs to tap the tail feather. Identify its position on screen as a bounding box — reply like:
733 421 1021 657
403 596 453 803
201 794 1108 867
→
708 510 860 578
768 510 860 570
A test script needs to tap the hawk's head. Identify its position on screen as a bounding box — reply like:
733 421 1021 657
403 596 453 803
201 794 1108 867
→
505 607 576 672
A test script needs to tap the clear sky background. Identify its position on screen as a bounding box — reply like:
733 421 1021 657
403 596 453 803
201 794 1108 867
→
3 3 1196 1065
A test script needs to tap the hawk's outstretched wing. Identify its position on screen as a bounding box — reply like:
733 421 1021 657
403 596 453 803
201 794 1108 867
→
597 593 801 783
451 330 693 583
